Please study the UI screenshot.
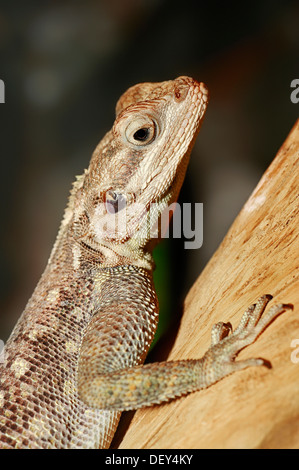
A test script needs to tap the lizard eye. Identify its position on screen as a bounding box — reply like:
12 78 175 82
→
133 127 150 142
125 116 156 146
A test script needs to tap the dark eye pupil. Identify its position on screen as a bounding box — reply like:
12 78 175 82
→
133 128 149 141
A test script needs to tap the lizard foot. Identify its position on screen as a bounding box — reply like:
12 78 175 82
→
203 295 293 383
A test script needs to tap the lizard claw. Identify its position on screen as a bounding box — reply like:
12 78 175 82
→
211 321 232 346
203 295 293 384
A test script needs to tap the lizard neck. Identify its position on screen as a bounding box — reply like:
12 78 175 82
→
48 220 155 274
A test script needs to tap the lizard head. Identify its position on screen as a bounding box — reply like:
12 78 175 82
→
68 76 208 267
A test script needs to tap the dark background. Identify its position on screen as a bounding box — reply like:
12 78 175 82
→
0 0 298 343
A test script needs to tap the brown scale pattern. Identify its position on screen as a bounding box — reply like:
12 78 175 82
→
0 262 160 448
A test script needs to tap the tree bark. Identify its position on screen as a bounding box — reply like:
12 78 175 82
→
119 119 299 449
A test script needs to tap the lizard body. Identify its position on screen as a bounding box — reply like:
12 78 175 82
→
0 77 291 448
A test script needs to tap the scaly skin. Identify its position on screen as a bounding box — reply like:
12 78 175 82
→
0 77 292 448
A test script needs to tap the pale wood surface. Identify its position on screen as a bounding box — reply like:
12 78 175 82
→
119 119 299 449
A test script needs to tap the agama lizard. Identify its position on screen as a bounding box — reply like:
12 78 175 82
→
0 76 292 448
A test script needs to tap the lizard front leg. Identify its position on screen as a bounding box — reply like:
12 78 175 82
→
78 287 292 412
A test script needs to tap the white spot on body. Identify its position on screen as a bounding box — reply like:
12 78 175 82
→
72 306 84 322
0 390 4 407
72 244 81 270
63 379 74 396
11 358 31 378
65 341 77 354
28 325 47 341
47 288 60 303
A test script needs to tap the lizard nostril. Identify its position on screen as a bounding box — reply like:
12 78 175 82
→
105 190 127 214
174 85 188 102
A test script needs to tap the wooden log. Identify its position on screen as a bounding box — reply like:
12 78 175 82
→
118 119 299 449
